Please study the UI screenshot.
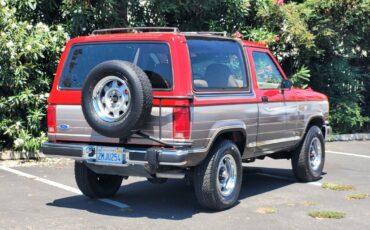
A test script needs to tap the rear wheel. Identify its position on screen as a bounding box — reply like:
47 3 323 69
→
194 139 242 210
292 126 325 182
74 161 123 198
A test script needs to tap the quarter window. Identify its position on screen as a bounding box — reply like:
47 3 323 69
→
187 38 248 91
252 52 283 89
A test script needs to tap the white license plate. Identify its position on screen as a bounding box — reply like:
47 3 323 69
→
95 146 126 164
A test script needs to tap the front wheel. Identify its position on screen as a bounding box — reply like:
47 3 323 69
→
194 139 242 210
74 161 123 198
292 126 325 182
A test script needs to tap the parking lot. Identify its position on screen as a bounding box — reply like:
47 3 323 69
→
0 141 369 230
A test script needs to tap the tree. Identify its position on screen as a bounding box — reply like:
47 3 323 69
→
0 1 67 151
0 0 369 152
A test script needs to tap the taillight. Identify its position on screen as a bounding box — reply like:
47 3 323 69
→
47 105 57 133
173 107 191 139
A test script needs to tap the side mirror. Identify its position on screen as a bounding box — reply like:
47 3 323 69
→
281 79 293 90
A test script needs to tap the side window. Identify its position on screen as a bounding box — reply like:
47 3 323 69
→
252 52 283 89
187 38 248 91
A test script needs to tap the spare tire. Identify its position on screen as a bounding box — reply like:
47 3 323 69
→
81 60 152 138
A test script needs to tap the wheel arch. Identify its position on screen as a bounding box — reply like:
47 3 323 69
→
304 116 326 138
207 128 247 156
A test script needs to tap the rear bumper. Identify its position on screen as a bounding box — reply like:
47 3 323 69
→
42 142 207 168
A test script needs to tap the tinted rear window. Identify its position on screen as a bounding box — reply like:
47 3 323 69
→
59 42 173 89
187 38 248 91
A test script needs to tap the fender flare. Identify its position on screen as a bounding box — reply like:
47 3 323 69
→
204 120 247 153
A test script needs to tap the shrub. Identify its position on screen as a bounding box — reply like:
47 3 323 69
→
0 1 68 152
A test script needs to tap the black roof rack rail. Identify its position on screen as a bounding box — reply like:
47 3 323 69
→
92 27 180 35
182 31 228 37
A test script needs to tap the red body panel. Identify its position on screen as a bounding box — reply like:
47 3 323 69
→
48 33 193 106
49 33 327 107
245 46 327 103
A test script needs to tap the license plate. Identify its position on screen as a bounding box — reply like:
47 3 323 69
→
95 146 126 164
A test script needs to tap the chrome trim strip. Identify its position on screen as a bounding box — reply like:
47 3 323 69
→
153 95 194 99
156 172 185 179
247 136 301 147
323 125 332 141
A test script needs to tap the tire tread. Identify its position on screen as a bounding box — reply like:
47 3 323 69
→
292 126 325 182
194 139 242 210
74 161 123 198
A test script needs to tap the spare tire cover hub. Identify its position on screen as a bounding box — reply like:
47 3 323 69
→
92 75 131 122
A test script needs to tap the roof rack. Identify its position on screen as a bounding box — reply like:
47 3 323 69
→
182 31 228 37
92 27 180 35
91 27 228 37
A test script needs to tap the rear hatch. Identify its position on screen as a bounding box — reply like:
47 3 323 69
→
47 38 191 146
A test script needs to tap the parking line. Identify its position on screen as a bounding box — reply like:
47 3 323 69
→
0 165 129 209
327 150 370 159
306 181 322 187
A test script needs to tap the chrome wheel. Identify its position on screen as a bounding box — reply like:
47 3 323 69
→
309 137 322 171
217 154 237 197
92 76 131 122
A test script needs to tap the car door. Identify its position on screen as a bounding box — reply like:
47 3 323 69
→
248 49 292 153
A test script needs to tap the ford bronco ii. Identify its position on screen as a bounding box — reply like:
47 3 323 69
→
42 27 331 210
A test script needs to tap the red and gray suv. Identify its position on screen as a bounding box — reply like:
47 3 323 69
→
42 27 331 210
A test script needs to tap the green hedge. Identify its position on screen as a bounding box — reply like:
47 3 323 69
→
0 0 369 151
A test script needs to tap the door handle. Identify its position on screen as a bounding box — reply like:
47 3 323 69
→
261 96 269 103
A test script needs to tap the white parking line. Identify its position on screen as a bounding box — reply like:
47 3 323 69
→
0 165 129 209
251 150 370 185
327 150 370 159
306 181 322 187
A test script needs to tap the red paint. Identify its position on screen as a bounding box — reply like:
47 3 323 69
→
48 33 193 105
48 33 327 108
47 105 57 133
245 46 326 104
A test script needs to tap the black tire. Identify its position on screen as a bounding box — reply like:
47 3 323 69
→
74 161 123 198
147 177 168 184
292 126 325 182
81 60 152 138
194 139 242 210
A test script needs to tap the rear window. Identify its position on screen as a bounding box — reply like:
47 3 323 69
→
59 42 173 90
187 38 248 91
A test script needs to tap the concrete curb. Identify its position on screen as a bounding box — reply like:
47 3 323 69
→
328 133 370 142
0 151 45 160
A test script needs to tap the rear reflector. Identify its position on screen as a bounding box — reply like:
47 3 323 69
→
173 107 191 139
47 105 57 133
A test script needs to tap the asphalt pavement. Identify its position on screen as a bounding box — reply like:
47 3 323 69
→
0 141 369 230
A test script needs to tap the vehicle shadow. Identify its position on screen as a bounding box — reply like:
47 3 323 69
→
47 166 296 220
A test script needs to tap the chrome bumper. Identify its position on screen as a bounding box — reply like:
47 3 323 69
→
42 142 207 168
323 125 332 141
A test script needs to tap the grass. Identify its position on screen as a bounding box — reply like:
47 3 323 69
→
308 211 346 219
346 193 368 200
256 207 277 214
321 182 355 191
